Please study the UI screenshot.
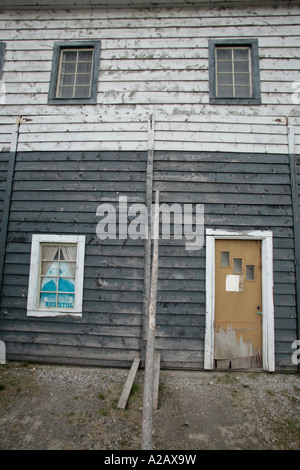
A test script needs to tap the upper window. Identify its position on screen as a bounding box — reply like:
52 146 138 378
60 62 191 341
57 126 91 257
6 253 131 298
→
48 41 101 105
209 39 261 104
27 234 85 317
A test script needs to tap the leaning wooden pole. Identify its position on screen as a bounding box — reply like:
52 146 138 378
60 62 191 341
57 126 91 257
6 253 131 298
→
141 189 160 450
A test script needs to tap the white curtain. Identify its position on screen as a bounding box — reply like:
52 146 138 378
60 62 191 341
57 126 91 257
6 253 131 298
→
60 245 77 278
41 245 76 278
41 245 59 276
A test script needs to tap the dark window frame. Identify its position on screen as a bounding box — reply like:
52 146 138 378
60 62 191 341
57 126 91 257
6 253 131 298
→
48 41 101 105
209 38 261 105
0 42 6 80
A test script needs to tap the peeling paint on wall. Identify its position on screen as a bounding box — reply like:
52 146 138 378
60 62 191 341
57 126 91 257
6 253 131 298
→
214 324 262 369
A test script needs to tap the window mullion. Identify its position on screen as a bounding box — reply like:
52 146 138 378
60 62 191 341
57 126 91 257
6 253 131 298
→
73 50 79 98
215 48 218 97
56 246 61 309
88 51 94 96
232 48 236 98
37 243 43 308
248 47 253 97
56 51 64 98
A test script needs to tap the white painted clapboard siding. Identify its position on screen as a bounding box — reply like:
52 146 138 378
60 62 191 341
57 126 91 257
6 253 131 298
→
0 4 299 153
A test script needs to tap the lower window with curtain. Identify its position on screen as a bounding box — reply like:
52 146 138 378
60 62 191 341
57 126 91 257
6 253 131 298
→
39 243 77 310
27 234 85 317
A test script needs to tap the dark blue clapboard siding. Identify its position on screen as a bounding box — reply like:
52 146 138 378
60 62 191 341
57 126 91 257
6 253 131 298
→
155 240 205 369
0 153 9 232
0 150 147 367
0 149 298 370
154 151 297 370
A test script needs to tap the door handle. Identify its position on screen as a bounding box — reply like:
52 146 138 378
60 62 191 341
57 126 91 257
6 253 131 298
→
257 306 263 315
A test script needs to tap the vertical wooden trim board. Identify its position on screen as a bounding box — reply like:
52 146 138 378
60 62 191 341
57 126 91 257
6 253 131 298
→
288 125 300 346
204 229 275 372
0 120 20 295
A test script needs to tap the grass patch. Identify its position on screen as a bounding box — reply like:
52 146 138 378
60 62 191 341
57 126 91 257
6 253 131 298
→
0 362 37 407
214 373 238 385
66 410 92 425
248 372 259 379
97 407 109 417
130 383 140 397
285 419 300 440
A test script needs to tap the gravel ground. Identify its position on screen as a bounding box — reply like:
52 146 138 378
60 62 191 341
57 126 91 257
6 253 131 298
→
0 362 299 451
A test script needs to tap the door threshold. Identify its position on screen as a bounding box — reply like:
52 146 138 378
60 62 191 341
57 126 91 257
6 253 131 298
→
215 359 263 371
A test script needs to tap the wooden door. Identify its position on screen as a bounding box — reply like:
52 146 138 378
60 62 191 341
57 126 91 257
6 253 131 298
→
214 239 262 370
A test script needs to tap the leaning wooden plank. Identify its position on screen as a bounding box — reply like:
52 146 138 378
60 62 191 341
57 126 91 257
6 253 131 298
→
153 352 161 410
117 356 140 409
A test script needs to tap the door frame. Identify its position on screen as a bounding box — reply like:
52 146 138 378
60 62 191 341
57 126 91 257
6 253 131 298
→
204 229 275 372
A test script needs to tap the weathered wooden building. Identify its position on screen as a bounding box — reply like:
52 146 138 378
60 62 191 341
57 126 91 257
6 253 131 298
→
0 0 299 371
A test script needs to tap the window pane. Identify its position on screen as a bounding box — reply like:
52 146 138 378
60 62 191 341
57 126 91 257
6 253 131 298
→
58 277 75 293
233 48 249 60
234 61 249 73
60 246 77 261
42 245 59 261
78 50 93 61
221 251 230 267
58 293 75 309
39 293 57 309
59 262 76 278
60 74 75 86
217 85 234 97
217 73 233 85
77 61 93 74
58 86 74 98
235 86 251 97
41 260 59 276
41 276 57 291
216 48 232 60
61 61 76 74
62 50 77 62
233 258 242 274
235 73 250 85
74 86 91 98
246 265 255 281
217 61 232 73
76 73 92 86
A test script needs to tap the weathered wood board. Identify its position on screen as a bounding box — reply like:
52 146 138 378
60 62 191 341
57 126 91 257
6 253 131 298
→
117 356 140 409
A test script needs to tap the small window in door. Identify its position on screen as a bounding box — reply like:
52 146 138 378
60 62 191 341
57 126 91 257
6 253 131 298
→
233 258 242 274
221 251 230 267
246 265 255 281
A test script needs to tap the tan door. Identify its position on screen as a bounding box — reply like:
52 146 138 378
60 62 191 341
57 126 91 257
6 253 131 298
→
214 239 262 370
